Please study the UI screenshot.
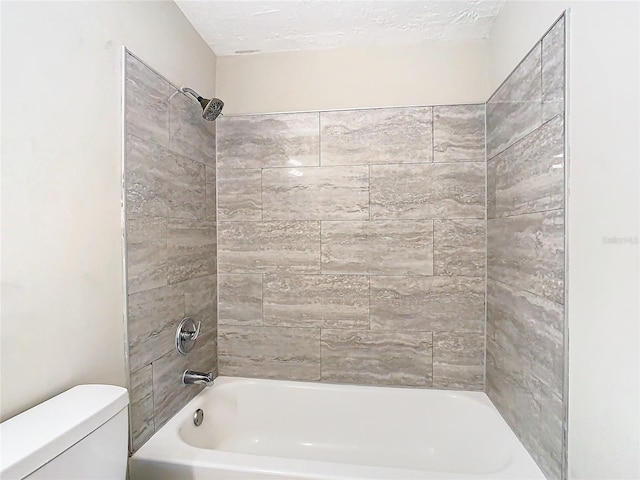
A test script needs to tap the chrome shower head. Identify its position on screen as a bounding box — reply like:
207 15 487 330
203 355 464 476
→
181 87 224 121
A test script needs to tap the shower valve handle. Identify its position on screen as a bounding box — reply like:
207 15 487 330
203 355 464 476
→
176 317 201 355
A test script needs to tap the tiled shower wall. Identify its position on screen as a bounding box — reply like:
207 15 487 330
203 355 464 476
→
485 16 566 479
123 52 217 451
216 105 486 389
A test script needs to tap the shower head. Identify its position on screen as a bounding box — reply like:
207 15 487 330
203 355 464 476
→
181 87 224 121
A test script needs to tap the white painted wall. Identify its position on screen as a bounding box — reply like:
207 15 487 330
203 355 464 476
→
489 2 640 478
216 40 490 114
0 1 216 421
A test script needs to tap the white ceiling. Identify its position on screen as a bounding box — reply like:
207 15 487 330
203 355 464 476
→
175 1 505 57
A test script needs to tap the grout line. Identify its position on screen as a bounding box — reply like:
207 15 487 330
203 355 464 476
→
431 106 435 163
483 100 488 391
489 206 564 221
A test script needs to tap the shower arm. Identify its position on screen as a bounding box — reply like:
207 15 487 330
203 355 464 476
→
181 87 203 102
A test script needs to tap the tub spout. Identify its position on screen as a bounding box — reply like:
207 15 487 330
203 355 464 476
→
182 370 213 386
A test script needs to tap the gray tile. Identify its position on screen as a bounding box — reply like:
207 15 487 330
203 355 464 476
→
433 105 485 163
126 135 206 219
152 328 217 429
167 219 216 284
487 158 496 219
542 16 565 122
169 90 216 166
129 365 154 451
370 276 484 333
182 274 217 334
205 166 216 221
488 209 564 304
218 221 321 274
217 169 262 221
125 53 171 147
262 166 369 220
263 274 369 329
487 279 563 395
321 330 433 387
370 163 485 219
320 107 432 165
434 219 485 277
321 220 433 275
493 115 564 218
487 44 543 159
218 274 263 326
433 332 484 390
217 113 319 169
218 326 320 381
126 215 167 295
128 284 185 372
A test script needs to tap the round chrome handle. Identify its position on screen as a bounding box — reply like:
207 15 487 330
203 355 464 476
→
175 317 201 355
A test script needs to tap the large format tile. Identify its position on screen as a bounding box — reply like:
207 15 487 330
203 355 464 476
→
320 107 432 165
126 215 167 294
321 220 433 275
321 330 433 387
370 163 485 219
218 274 263 326
434 219 485 277
218 221 320 274
218 326 320 380
488 209 564 304
217 113 319 169
125 53 171 147
182 274 217 334
487 45 543 159
263 274 369 328
127 284 185 372
262 166 369 220
129 365 154 451
167 219 216 284
217 169 262 221
126 135 206 219
433 105 485 163
370 276 484 333
169 90 216 166
492 115 564 218
433 332 484 390
542 16 565 122
487 279 563 395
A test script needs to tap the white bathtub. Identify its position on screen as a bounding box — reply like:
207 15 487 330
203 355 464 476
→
130 377 544 480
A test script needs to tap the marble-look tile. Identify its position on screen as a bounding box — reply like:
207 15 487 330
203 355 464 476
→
488 209 564 304
128 284 184 372
217 169 262 221
370 163 485 219
321 330 433 387
169 90 216 166
433 332 484 390
125 53 171 147
218 221 320 274
205 166 216 220
126 214 167 294
167 219 216 284
493 115 564 218
182 274 217 333
129 365 154 451
263 274 369 329
262 166 369 220
486 339 563 480
217 113 319 169
218 274 263 326
152 328 217 429
321 220 433 275
434 219 485 277
487 45 542 159
487 158 496 219
487 278 563 395
542 16 565 122
433 105 485 163
126 134 206 219
218 326 320 380
370 276 484 333
320 107 432 165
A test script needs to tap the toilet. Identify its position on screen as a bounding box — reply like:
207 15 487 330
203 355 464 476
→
0 385 129 479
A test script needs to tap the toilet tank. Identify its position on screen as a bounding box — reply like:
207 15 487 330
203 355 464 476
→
0 385 129 479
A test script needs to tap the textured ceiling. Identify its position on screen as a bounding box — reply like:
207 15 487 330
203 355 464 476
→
175 1 504 57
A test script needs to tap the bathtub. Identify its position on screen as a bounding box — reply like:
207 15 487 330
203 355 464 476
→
130 377 544 479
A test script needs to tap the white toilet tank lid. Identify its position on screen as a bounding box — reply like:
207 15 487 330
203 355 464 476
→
0 384 129 479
